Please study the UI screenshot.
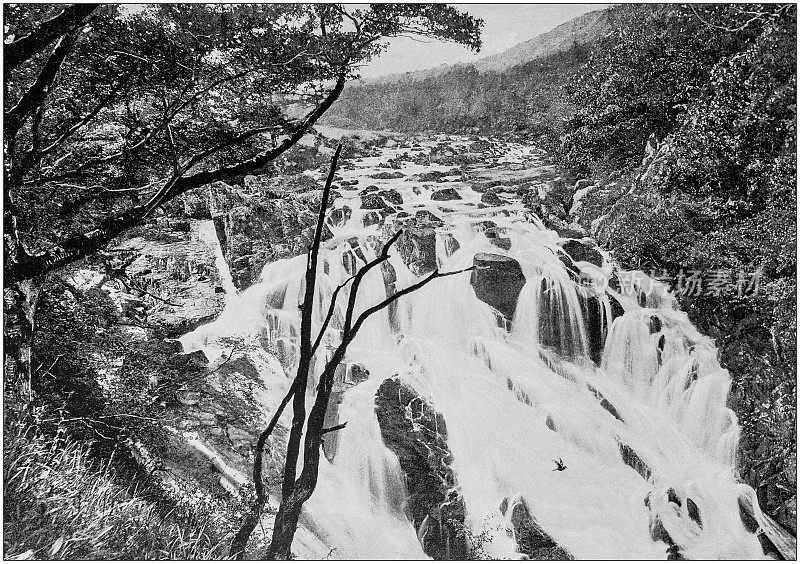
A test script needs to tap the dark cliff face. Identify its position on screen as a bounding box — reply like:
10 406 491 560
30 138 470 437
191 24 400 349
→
374 377 468 559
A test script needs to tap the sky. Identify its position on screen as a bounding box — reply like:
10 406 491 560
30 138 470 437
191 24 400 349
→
358 4 608 79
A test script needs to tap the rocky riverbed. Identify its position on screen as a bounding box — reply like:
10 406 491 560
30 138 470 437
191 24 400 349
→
79 127 794 559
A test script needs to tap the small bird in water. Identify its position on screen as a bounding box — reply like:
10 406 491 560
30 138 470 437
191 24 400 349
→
552 458 567 471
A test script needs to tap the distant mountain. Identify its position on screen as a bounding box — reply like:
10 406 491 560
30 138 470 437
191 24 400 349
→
364 8 611 85
322 7 616 138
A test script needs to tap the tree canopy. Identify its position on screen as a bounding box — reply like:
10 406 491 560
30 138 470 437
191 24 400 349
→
3 4 482 284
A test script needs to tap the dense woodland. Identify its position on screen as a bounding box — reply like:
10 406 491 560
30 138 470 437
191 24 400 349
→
328 2 798 530
326 43 590 141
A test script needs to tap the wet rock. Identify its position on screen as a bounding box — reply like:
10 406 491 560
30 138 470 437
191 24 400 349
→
649 315 662 334
485 228 511 251
470 253 526 321
431 187 462 201
370 171 405 180
618 441 651 480
218 191 332 290
608 293 625 320
649 514 682 560
414 170 449 183
388 217 439 276
329 205 352 227
587 384 623 421
379 189 403 205
361 194 387 210
470 179 505 193
362 211 381 228
375 378 467 559
347 362 370 384
480 191 505 207
501 495 573 559
415 210 443 226
559 239 603 268
469 139 492 152
438 232 460 261
686 498 702 527
738 495 760 534
667 487 681 507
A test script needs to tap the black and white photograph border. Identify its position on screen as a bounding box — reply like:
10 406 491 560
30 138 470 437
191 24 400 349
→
2 2 797 560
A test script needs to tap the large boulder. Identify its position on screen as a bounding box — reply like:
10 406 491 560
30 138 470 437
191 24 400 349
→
500 495 573 559
560 239 604 268
387 216 440 276
361 194 387 210
431 187 462 201
378 189 404 205
480 191 505 207
470 253 526 321
370 171 405 180
375 378 467 559
218 192 332 290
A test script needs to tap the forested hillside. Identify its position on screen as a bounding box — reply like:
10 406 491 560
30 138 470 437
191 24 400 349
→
326 43 589 144
329 2 798 531
560 3 797 528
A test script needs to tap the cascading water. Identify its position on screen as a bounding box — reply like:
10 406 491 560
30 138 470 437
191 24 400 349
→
194 219 238 299
179 135 781 559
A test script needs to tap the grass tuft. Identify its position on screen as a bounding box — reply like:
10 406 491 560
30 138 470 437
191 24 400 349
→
3 419 229 560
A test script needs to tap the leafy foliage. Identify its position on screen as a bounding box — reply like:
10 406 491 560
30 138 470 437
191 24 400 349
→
562 4 796 518
326 44 589 147
4 4 483 283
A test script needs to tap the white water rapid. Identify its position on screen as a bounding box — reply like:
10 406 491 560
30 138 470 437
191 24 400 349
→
179 134 780 559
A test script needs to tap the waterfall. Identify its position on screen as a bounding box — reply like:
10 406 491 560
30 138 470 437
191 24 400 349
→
194 219 238 299
179 136 777 559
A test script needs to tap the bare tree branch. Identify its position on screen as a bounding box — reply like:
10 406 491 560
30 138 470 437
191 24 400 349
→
309 274 354 357
321 422 347 434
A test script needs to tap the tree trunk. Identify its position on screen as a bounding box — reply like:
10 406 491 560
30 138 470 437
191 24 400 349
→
3 278 42 408
266 494 306 560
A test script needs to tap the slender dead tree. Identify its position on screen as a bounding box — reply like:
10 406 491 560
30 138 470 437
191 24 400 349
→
230 147 474 559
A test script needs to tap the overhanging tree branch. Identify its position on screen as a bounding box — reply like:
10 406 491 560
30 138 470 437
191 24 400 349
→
5 33 79 142
3 4 96 74
4 72 348 285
